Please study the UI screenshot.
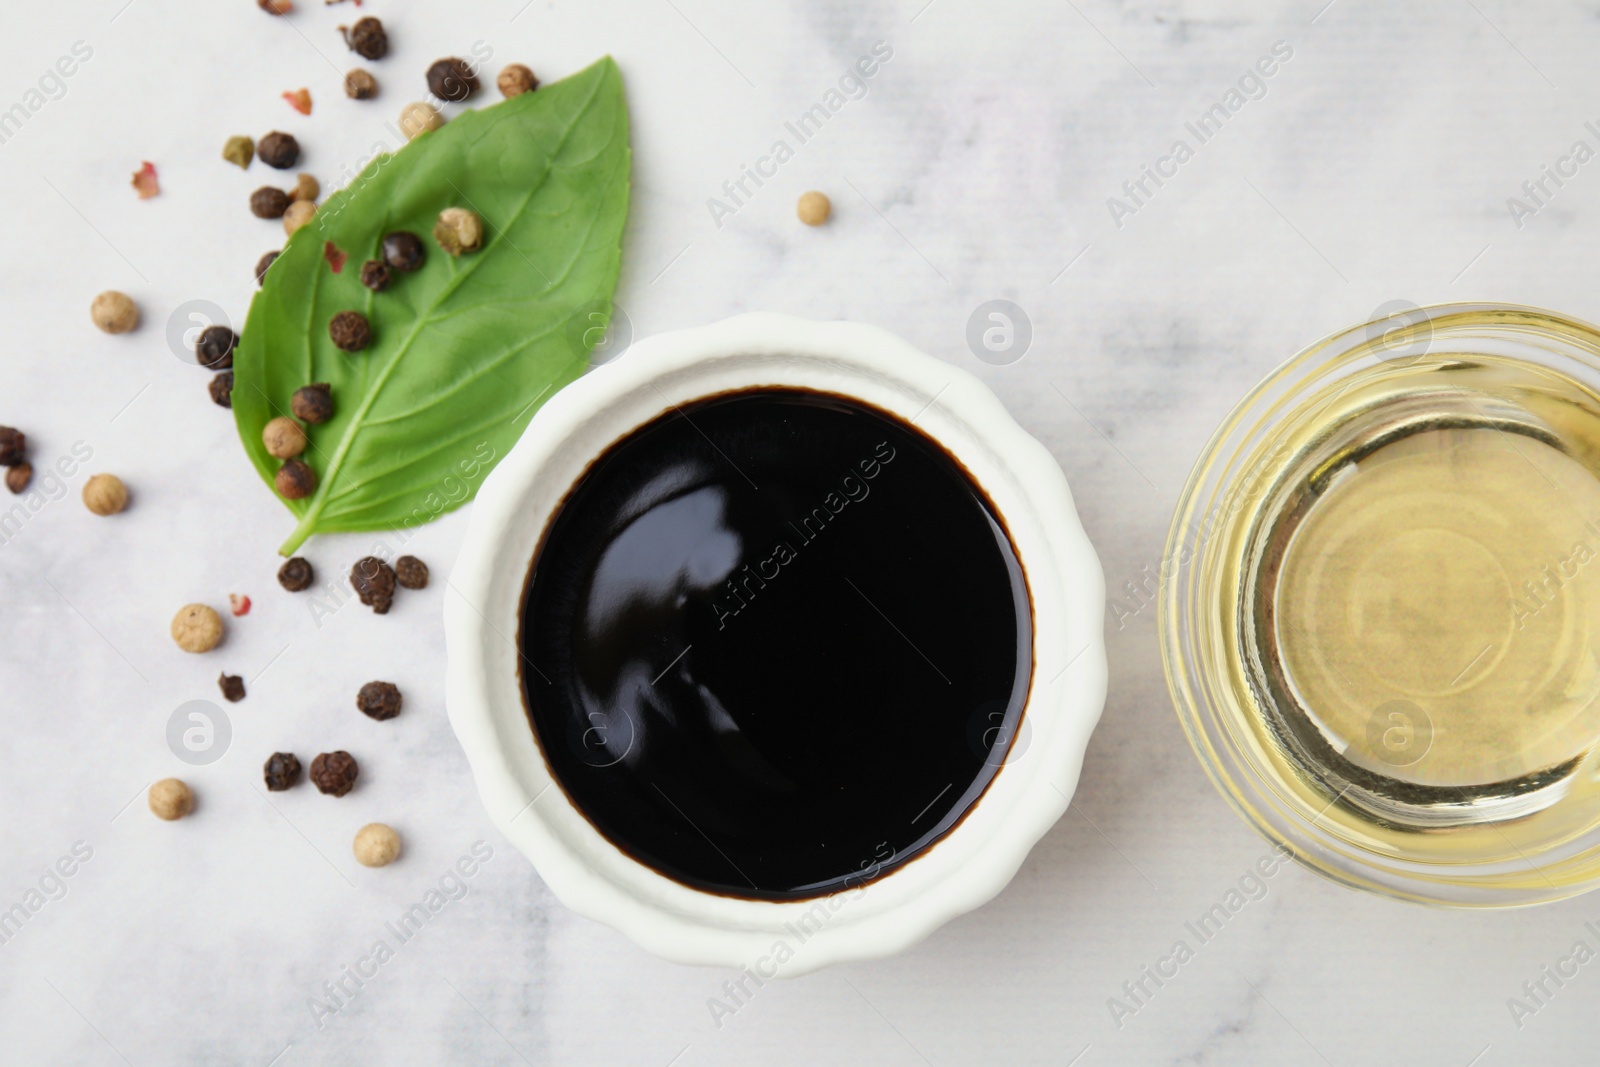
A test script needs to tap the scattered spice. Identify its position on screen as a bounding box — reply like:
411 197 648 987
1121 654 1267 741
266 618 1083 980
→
276 459 316 499
258 0 294 13
82 473 128 515
291 173 320 202
341 17 388 60
171 603 224 653
223 135 255 169
196 325 238 369
350 555 396 613
323 241 347 273
219 673 246 702
498 64 538 97
264 752 302 791
292 383 333 423
277 556 315 591
283 88 312 116
257 131 300 170
250 186 291 219
427 58 480 102
131 162 159 199
310 750 359 796
797 191 831 226
1 431 29 493
255 251 280 285
358 259 391 291
381 231 425 271
353 823 400 867
345 68 378 99
263 416 308 458
148 778 193 821
229 593 252 617
209 371 235 408
398 101 443 140
90 291 139 334
283 199 317 236
434 207 483 255
0 426 25 466
356 680 402 720
329 310 371 351
395 555 429 589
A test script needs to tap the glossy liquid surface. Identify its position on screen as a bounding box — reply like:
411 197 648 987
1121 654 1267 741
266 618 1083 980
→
1239 353 1600 848
521 389 1031 899
1278 425 1600 788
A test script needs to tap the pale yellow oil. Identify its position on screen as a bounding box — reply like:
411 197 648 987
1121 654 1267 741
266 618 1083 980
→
1279 426 1600 786
1235 352 1600 863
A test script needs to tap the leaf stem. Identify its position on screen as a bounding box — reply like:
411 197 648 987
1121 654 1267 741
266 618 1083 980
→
279 512 318 556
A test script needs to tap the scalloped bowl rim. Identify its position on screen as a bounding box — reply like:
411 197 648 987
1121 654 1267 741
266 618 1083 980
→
444 312 1107 974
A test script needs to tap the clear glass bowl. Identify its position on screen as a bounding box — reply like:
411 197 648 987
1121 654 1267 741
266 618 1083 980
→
1161 302 1600 906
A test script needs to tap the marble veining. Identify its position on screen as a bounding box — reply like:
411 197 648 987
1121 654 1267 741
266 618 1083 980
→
2 0 1599 1064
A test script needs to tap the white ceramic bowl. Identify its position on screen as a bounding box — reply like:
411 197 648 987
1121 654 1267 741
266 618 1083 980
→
445 313 1106 974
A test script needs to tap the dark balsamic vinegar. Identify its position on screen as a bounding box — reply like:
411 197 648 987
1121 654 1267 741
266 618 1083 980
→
519 388 1032 900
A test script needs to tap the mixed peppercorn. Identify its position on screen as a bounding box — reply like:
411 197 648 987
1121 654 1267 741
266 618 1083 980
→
1 426 29 495
357 681 403 721
263 752 302 791
80 13 533 861
350 555 397 614
310 751 360 796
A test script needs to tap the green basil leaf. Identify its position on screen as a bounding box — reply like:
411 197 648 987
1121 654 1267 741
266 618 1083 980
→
232 56 630 555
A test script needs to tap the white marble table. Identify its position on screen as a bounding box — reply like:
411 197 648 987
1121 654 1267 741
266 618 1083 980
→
2 0 1597 1063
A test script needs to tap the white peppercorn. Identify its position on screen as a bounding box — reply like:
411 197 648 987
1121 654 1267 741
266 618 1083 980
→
171 603 224 653
148 778 194 820
91 291 139 334
82 473 128 515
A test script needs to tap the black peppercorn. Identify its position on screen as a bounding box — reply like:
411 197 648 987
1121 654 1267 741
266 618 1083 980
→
328 310 371 352
209 371 234 408
278 556 314 592
342 17 388 60
257 131 300 170
427 58 480 102
250 186 291 219
292 383 333 423
255 250 280 285
264 751 302 791
381 231 425 271
357 681 403 721
219 673 246 703
350 555 396 614
0 426 25 466
395 555 429 590
310 751 359 796
196 325 238 369
358 259 392 292
276 459 316 500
